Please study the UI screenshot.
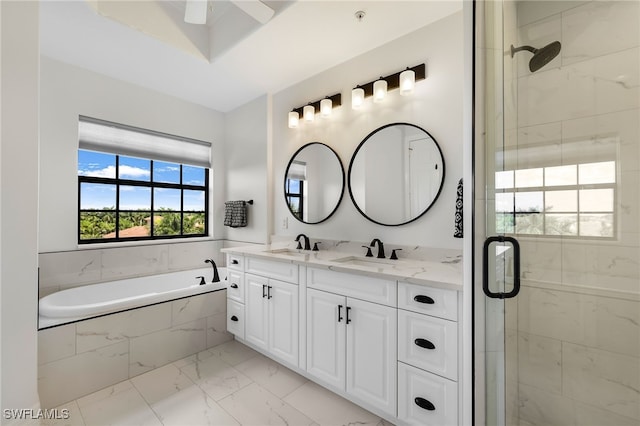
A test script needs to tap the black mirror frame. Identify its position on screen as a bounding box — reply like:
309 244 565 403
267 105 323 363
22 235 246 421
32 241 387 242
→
347 122 446 226
284 142 345 225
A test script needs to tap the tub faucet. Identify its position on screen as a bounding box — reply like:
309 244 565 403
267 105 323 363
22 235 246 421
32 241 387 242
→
370 238 386 259
204 259 220 283
295 234 311 250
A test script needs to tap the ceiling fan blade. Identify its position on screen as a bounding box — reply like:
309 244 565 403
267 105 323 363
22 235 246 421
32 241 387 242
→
184 0 208 24
230 0 274 24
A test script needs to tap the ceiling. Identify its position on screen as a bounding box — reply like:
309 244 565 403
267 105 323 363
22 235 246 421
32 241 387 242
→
39 1 462 113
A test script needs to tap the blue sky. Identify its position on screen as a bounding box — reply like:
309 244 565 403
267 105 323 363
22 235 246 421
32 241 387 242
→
79 150 205 210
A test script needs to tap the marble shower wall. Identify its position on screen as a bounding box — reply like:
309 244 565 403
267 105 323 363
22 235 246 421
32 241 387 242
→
38 240 225 298
507 1 640 424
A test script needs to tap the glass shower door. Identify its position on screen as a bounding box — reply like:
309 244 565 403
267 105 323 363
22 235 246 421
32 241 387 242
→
477 0 640 425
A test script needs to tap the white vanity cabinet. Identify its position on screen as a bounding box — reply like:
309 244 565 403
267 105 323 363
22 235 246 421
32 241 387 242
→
306 269 397 417
226 254 245 339
397 281 459 426
245 273 299 367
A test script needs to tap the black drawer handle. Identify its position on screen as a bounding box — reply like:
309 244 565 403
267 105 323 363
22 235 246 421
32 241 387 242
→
230 315 238 322
415 397 435 411
414 338 436 350
231 259 239 265
230 284 238 289
414 295 435 304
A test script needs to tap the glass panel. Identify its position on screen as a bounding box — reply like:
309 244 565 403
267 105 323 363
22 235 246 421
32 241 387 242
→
183 165 205 186
514 168 543 188
579 161 616 184
545 190 577 212
119 156 150 181
545 165 576 186
79 212 116 240
579 213 614 237
184 213 205 235
80 183 116 210
183 190 204 211
119 186 150 210
496 192 514 212
78 150 116 178
287 197 301 215
515 213 543 234
154 188 181 211
580 188 614 212
118 212 151 238
153 212 181 236
495 171 514 189
153 161 180 184
515 191 542 213
545 213 578 235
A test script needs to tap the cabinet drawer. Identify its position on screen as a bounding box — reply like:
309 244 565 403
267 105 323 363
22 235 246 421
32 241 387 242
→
398 310 458 380
398 282 457 321
246 257 298 284
226 270 245 303
398 362 457 426
307 268 396 307
226 299 245 339
227 254 244 271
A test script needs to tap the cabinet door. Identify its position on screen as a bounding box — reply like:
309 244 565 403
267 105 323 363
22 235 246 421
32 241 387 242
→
346 298 397 416
245 274 269 350
306 288 346 391
268 279 299 367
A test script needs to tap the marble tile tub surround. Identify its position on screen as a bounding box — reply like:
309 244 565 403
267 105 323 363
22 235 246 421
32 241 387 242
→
38 239 224 297
38 289 232 409
40 341 391 426
227 235 463 289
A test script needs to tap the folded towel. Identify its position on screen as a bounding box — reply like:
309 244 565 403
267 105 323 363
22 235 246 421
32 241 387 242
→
454 178 463 238
224 201 247 228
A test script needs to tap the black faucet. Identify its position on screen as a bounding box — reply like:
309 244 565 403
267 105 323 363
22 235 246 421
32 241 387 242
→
370 238 385 259
295 234 311 250
204 259 220 283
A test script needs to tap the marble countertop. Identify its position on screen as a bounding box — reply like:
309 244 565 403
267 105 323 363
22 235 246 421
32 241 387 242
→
221 244 463 291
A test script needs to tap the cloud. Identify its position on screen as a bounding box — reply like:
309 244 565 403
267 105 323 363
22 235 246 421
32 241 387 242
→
78 165 150 179
79 165 116 178
119 165 150 179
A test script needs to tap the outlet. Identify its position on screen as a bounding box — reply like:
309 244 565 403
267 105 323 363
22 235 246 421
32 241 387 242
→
281 217 288 229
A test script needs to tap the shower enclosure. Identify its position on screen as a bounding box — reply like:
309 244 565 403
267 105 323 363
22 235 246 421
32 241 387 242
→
475 1 640 425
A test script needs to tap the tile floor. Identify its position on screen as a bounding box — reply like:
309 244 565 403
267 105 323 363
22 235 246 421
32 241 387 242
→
41 340 394 426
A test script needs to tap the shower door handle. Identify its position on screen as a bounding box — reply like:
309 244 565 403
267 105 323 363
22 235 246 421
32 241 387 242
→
482 236 521 299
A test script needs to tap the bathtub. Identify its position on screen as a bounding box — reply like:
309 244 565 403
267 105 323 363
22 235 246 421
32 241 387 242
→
39 267 227 327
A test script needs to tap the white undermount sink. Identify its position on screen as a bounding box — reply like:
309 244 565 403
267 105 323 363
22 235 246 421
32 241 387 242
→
266 248 307 257
332 255 398 268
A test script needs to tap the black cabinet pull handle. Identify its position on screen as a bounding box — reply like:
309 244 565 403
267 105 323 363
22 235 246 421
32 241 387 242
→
414 338 436 350
230 315 238 322
230 284 238 289
414 397 435 411
414 295 435 304
337 305 343 322
346 306 352 324
231 259 239 265
267 286 272 299
262 285 267 298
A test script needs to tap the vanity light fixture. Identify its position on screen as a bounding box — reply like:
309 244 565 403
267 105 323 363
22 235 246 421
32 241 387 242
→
373 78 387 103
351 86 365 109
351 63 426 104
303 104 315 122
289 93 342 128
288 111 300 128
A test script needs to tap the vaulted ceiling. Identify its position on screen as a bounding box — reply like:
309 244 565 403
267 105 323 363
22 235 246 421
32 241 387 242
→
40 1 462 112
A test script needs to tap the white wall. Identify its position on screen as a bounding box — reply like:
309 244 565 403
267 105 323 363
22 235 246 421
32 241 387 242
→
39 57 226 252
223 95 270 244
272 12 464 248
1 0 40 413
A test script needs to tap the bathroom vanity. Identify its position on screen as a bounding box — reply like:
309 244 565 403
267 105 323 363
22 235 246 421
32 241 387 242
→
222 244 462 426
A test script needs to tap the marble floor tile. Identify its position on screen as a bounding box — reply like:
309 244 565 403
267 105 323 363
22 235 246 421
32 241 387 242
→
130 363 195 406
76 381 161 426
284 381 386 426
39 401 85 426
234 354 308 398
180 352 252 401
218 382 315 426
150 385 240 426
208 340 260 366
172 348 217 369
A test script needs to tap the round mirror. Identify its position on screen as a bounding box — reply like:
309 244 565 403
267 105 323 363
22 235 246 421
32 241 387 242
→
284 142 345 224
348 123 445 226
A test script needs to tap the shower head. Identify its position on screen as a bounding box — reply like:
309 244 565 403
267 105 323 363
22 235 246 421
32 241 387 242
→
510 41 561 72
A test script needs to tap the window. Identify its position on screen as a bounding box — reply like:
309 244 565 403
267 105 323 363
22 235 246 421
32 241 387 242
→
285 160 306 220
78 117 210 243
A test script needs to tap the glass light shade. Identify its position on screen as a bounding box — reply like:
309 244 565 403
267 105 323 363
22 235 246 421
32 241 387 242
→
320 98 332 117
303 105 315 122
399 69 415 96
373 79 387 103
352 87 365 109
288 111 299 128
